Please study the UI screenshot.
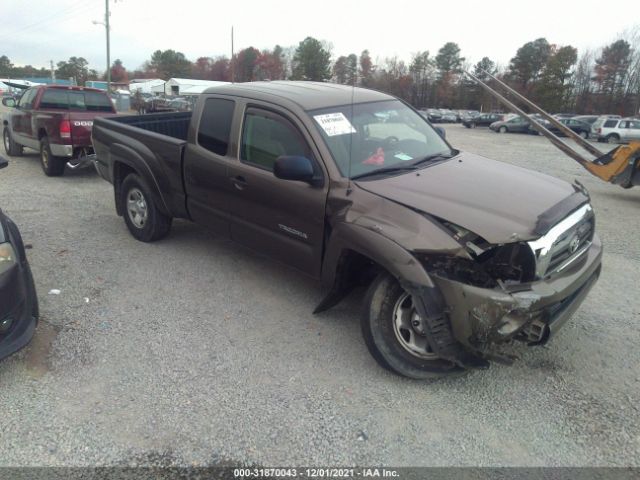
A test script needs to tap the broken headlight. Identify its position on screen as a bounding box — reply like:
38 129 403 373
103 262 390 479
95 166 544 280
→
426 221 536 287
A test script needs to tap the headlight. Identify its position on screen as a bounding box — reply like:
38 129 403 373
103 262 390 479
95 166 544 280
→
0 242 17 275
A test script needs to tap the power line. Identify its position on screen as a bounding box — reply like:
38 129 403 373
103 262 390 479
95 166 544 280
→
0 0 95 43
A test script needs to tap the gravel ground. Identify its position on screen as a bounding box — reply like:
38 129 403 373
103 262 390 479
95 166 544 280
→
0 119 639 467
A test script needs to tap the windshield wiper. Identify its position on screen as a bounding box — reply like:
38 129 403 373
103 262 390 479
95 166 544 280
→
410 150 458 167
351 164 419 180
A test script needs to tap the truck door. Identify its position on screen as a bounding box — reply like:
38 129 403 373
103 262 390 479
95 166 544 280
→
182 97 236 238
11 88 36 145
226 106 328 277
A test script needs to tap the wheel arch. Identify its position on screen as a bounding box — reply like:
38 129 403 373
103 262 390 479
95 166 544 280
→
314 223 435 314
109 143 171 218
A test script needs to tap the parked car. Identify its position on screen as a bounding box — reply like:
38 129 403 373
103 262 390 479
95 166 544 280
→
0 156 39 361
2 85 116 176
91 81 601 379
462 112 503 128
527 117 592 138
572 115 599 126
439 109 457 123
489 115 531 134
423 108 443 123
591 115 622 139
167 98 192 112
594 117 640 144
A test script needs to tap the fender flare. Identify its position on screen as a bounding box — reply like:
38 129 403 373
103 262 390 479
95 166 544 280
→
109 142 171 217
321 222 435 290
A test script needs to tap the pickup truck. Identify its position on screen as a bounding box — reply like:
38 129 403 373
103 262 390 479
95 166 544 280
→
2 85 116 176
92 81 602 379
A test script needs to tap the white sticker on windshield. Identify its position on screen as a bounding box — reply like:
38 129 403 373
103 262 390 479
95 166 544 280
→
313 112 356 137
394 153 413 161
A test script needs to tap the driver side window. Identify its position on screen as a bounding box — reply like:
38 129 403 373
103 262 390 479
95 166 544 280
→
18 88 36 109
240 108 312 172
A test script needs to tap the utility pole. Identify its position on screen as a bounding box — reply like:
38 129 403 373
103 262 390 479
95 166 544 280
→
50 60 55 83
105 0 111 92
230 26 234 83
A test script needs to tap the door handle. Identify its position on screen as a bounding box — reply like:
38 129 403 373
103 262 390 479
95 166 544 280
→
231 175 247 190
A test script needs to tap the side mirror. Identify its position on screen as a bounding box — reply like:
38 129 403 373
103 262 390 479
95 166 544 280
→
0 156 8 169
2 97 16 108
435 126 446 139
274 155 315 183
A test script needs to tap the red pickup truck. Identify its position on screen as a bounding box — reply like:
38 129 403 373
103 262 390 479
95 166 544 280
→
2 85 116 176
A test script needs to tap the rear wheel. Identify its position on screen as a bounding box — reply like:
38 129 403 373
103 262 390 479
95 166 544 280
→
361 273 463 379
606 134 619 144
39 137 65 176
120 173 172 242
3 128 23 156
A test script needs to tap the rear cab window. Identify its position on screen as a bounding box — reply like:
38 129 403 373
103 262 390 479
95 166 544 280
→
197 98 235 156
39 89 114 112
603 120 618 128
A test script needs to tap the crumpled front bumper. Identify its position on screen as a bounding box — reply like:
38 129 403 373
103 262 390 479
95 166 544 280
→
431 235 602 350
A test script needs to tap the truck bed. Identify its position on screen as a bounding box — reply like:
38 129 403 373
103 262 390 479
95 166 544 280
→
92 111 194 219
109 112 192 140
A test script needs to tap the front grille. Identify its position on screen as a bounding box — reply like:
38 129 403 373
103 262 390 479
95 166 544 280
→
528 204 594 278
546 216 594 273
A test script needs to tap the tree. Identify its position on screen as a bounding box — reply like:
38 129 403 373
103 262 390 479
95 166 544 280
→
359 50 373 86
291 37 331 81
110 59 128 82
255 46 286 80
508 38 551 90
333 53 357 84
234 47 260 82
192 57 213 80
465 57 497 110
210 56 230 81
593 39 632 112
0 55 13 76
409 51 434 107
573 50 595 113
536 45 578 112
435 42 464 106
146 50 192 79
56 57 90 85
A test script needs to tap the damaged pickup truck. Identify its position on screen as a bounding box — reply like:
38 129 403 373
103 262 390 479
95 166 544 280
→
91 82 602 378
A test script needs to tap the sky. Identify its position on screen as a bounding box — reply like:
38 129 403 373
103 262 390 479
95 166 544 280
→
1 0 638 74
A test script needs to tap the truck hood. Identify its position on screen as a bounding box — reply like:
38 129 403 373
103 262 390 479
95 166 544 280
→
355 152 577 244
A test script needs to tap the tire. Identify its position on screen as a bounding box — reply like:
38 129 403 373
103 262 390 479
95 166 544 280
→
361 273 464 379
606 134 619 144
499 126 507 134
3 127 23 156
470 122 476 129
579 131 588 139
39 137 65 176
120 173 172 242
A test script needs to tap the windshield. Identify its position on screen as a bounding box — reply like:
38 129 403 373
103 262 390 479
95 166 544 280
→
310 100 453 178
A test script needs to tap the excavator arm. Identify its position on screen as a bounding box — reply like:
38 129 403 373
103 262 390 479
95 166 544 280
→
465 70 640 189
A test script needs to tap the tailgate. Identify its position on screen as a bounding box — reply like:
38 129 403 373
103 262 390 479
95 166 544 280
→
68 112 103 147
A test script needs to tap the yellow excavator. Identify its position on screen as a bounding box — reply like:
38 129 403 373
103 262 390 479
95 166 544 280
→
466 70 640 189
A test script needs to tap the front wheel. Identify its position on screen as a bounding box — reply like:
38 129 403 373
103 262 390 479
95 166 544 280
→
361 273 463 379
499 126 507 134
40 137 65 176
3 128 23 156
120 173 172 242
579 131 588 139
